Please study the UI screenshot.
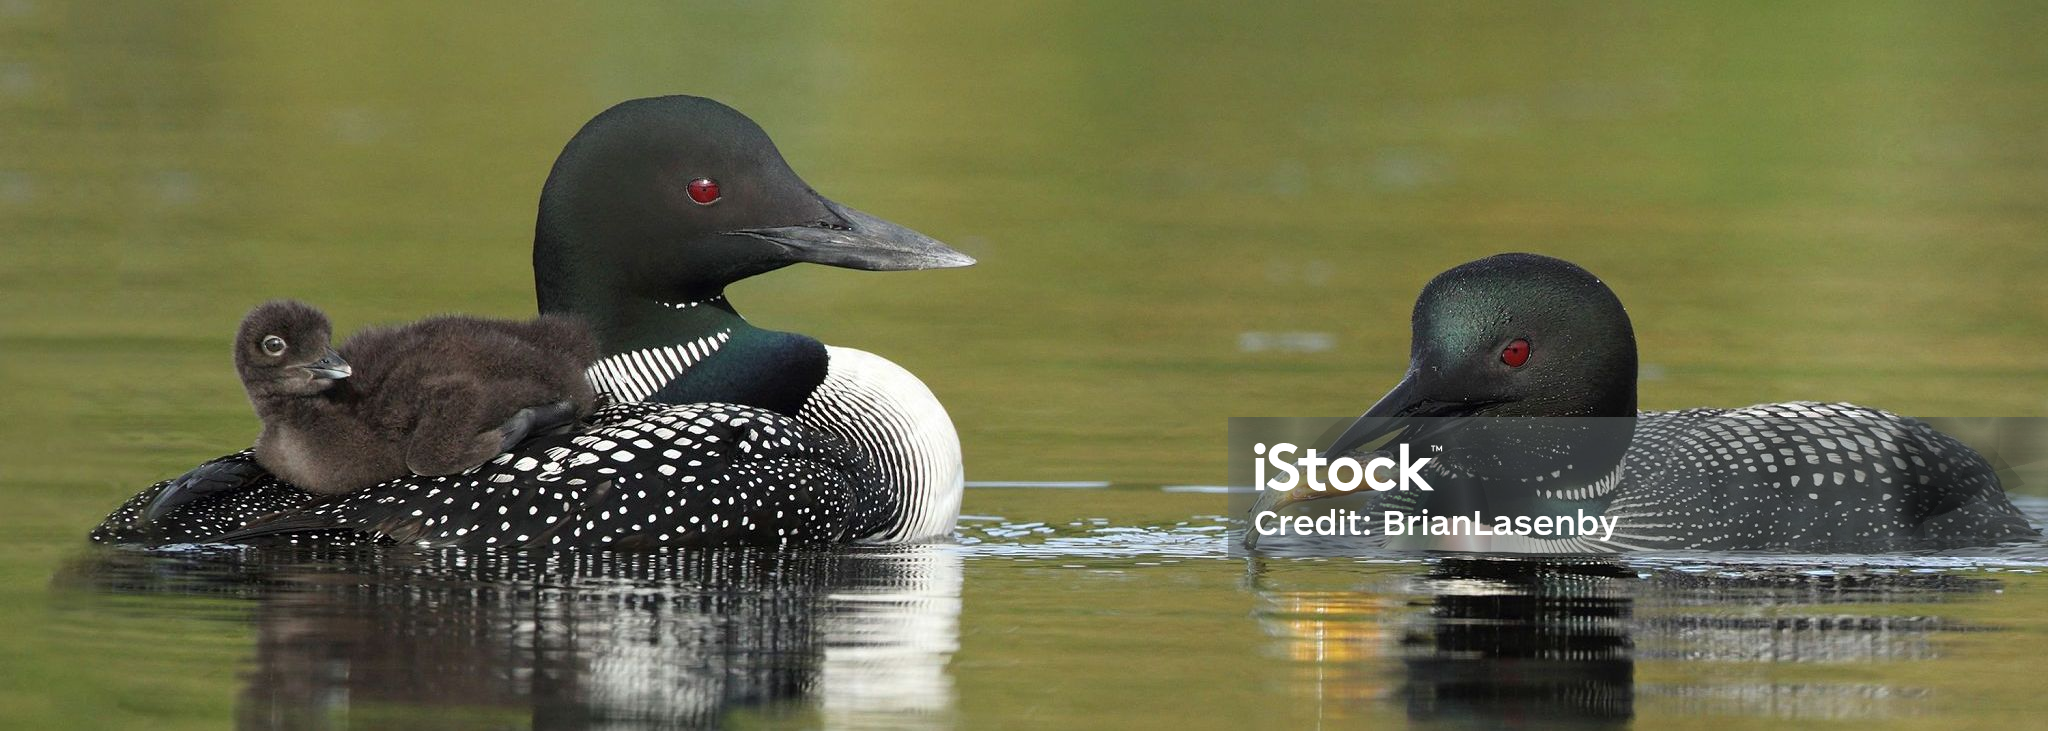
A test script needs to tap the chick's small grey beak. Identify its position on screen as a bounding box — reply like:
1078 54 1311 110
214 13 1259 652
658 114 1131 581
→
734 198 975 271
305 348 351 380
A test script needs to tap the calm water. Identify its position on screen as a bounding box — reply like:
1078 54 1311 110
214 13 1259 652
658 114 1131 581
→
7 2 2048 729
42 492 2048 729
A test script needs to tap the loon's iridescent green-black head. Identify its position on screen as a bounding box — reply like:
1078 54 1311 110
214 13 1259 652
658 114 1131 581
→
533 95 974 314
1331 253 1637 454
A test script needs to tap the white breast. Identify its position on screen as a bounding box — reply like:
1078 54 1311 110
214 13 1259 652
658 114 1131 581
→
797 346 965 542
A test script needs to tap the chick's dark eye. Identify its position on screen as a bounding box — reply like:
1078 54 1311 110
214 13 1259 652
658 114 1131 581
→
1501 338 1530 368
686 177 721 205
262 335 287 356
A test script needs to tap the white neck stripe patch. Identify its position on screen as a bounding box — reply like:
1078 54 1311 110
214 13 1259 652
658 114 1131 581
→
584 329 734 403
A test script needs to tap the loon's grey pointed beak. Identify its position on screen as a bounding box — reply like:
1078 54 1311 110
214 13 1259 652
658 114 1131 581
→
304 348 352 380
1327 368 1497 455
1309 367 1504 551
734 198 976 271
1328 371 1427 455
1247 372 1433 550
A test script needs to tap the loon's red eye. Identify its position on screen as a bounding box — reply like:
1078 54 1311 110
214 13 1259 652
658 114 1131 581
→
686 177 721 205
1501 338 1530 368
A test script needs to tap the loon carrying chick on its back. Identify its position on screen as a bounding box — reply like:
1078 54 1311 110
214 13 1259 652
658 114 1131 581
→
93 96 976 548
1249 253 2038 552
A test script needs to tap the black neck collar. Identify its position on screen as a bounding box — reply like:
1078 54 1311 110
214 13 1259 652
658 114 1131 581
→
564 292 766 358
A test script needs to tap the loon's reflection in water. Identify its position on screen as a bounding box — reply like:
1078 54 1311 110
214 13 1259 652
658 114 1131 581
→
61 545 962 730
1249 556 1999 728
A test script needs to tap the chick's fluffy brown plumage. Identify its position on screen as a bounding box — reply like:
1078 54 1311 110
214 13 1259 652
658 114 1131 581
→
236 300 599 494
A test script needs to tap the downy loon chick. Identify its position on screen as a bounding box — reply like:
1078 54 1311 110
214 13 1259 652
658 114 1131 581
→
1251 253 2039 552
235 300 599 495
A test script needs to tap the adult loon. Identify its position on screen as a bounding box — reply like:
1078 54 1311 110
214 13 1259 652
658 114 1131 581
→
94 96 974 548
1248 253 2038 552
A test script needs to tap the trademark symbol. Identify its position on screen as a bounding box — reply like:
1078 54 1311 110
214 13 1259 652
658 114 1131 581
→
1431 445 1443 453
